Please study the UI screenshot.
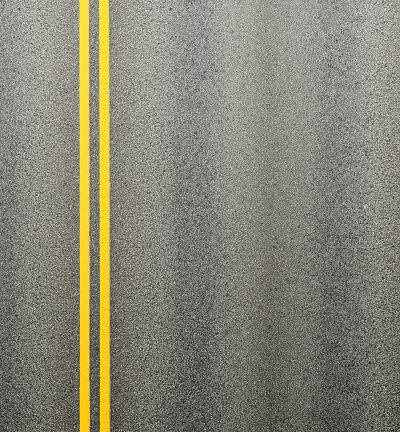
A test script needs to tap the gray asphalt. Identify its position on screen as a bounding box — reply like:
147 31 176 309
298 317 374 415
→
2 1 400 431
0 1 80 431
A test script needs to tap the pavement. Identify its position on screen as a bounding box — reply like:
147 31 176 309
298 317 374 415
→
1 1 400 431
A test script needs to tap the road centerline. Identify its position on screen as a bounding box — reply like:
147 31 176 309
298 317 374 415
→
99 0 110 429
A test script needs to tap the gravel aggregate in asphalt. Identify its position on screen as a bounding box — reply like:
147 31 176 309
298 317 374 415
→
1 1 400 431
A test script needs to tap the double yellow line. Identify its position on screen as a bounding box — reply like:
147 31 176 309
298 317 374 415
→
80 0 110 430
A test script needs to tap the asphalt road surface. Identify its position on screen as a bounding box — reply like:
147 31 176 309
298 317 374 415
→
2 1 400 431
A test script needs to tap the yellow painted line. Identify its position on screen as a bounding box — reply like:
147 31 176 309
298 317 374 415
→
99 0 110 429
79 0 90 430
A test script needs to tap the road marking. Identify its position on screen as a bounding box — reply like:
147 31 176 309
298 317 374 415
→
79 0 90 429
99 0 110 429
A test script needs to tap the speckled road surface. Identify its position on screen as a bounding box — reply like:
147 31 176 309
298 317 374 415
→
2 1 400 431
1 1 80 430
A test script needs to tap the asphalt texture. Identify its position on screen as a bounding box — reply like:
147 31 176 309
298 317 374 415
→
0 1 80 430
2 1 400 431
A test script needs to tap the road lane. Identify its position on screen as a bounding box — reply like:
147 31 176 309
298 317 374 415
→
0 1 80 430
80 0 90 429
110 1 400 431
